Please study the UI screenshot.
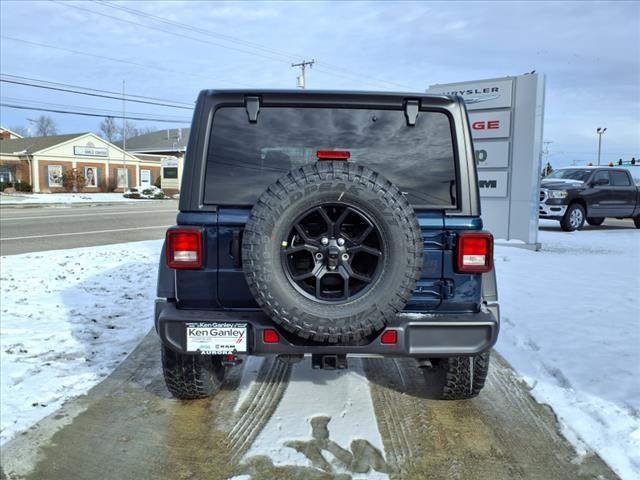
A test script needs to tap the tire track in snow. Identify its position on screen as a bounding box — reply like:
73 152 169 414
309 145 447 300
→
364 358 416 474
226 357 292 462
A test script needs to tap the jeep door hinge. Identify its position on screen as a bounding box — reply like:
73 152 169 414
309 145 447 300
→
436 279 455 299
442 231 456 250
245 96 260 123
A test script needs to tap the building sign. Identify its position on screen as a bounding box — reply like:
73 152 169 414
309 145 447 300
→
475 140 510 169
468 111 511 139
74 146 108 157
478 171 508 197
163 167 178 179
428 74 546 247
429 79 513 110
161 156 180 189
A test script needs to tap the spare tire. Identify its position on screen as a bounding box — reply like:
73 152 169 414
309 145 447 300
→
242 161 423 343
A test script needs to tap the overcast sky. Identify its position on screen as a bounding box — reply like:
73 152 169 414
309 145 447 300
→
1 0 638 167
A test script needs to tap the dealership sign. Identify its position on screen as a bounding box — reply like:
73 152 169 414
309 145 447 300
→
468 111 511 139
428 74 546 247
430 79 513 110
478 171 508 197
475 140 509 169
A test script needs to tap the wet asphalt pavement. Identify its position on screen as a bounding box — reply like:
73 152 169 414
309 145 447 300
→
0 331 619 480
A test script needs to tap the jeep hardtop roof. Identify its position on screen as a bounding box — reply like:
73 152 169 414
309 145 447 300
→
179 89 480 216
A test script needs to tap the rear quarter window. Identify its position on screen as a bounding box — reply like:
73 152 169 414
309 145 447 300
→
203 106 458 208
610 170 631 186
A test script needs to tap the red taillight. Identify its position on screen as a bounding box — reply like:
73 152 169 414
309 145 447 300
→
316 150 350 160
166 228 203 269
263 329 280 344
380 330 398 345
456 232 493 273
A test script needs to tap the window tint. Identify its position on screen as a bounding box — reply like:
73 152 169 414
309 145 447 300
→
204 107 457 207
547 169 592 182
610 171 631 186
591 171 610 184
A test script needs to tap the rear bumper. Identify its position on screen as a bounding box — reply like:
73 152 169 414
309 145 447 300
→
155 300 500 358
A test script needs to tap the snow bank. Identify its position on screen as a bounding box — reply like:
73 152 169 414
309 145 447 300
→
0 193 150 204
495 225 640 479
0 240 162 445
123 186 167 200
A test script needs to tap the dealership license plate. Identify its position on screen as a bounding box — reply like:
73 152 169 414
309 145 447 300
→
185 322 247 355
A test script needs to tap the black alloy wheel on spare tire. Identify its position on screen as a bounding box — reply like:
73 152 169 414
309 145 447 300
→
242 161 423 343
586 217 605 226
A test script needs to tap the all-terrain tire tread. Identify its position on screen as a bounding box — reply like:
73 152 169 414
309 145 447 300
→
426 351 491 400
161 345 226 400
242 161 423 343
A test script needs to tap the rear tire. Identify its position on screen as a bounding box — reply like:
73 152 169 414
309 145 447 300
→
161 344 227 399
586 217 604 226
560 203 585 231
422 351 491 400
634 216 640 229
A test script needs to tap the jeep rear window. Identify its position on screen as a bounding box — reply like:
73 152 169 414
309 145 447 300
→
204 106 457 208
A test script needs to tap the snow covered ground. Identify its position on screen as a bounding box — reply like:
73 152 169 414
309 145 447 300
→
0 224 638 478
0 240 162 444
495 221 640 479
243 359 389 479
0 193 152 204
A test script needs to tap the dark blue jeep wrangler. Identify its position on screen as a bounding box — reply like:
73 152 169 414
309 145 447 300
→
155 90 499 400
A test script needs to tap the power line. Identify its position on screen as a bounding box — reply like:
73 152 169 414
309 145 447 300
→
0 36 251 86
2 96 189 121
1 76 194 110
1 103 191 123
54 0 291 64
89 0 419 90
96 0 305 61
1 73 193 106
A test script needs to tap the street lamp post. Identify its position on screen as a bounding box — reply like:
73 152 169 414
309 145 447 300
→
596 127 607 166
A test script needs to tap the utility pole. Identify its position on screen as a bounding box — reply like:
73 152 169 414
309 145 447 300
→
542 141 553 164
26 118 36 136
122 80 128 189
291 59 315 89
542 141 553 176
596 127 607 166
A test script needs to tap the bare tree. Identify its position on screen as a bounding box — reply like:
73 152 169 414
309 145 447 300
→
99 116 118 142
10 125 30 137
121 120 139 141
34 115 58 136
